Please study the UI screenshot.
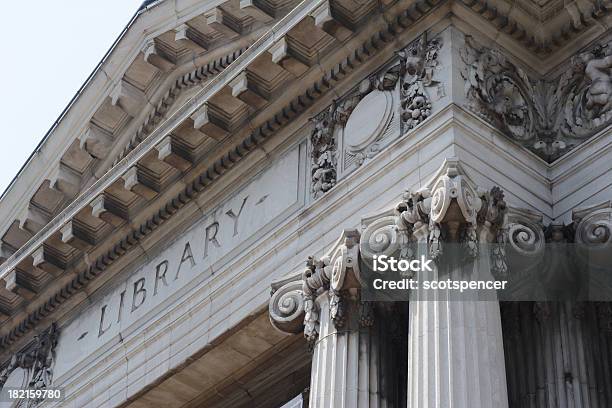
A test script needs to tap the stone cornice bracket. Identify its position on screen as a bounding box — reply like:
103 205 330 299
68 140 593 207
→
0 323 59 390
269 229 361 343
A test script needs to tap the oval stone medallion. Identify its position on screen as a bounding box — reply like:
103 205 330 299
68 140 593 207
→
344 90 393 152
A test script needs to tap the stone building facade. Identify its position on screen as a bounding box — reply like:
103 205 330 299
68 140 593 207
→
0 0 610 407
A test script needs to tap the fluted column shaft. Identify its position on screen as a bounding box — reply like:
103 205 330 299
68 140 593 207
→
309 292 386 408
407 225 509 408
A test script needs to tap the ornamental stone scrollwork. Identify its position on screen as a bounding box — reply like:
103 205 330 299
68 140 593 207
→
270 274 306 335
270 229 361 346
310 62 403 198
0 323 60 402
310 34 443 198
572 200 612 271
461 35 612 162
489 207 547 299
398 34 442 132
310 105 338 199
460 36 539 146
573 201 612 247
491 201 612 301
273 158 590 338
340 64 401 168
357 160 508 288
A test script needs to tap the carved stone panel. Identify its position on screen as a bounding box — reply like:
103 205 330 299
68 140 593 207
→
460 34 612 162
0 323 60 405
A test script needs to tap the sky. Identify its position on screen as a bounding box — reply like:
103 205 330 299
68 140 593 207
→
0 0 144 195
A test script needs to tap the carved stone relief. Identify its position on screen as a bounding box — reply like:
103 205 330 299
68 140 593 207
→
310 105 338 199
490 200 612 301
461 36 612 162
398 34 442 132
273 158 612 352
309 34 442 199
0 323 59 406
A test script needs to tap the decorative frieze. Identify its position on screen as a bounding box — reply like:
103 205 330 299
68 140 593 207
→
309 34 443 199
461 36 612 162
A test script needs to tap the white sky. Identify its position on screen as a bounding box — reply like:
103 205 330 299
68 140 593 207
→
0 0 143 195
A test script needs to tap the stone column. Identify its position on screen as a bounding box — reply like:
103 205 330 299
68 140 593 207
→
501 203 612 408
390 159 509 408
308 290 384 407
270 158 512 408
270 231 395 408
406 244 508 408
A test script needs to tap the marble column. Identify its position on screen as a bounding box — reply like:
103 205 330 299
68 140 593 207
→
270 230 396 408
406 237 508 408
308 290 385 407
396 159 509 408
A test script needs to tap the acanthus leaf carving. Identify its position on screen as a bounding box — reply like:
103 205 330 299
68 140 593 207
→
461 35 612 162
460 36 539 145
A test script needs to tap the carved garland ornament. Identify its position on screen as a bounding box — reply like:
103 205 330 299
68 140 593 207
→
399 34 442 132
309 34 442 198
461 36 612 162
